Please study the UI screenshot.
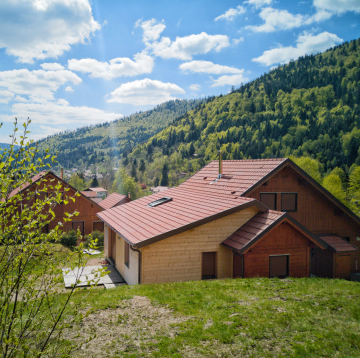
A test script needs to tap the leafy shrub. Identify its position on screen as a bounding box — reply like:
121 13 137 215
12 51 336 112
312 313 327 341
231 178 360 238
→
60 230 78 248
84 230 104 248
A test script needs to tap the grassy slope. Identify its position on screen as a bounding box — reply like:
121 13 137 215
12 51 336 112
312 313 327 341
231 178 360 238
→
71 277 360 357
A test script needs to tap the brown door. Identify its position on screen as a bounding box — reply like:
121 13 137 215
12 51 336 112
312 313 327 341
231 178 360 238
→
336 254 351 279
93 221 104 232
269 255 289 278
202 252 216 279
233 253 243 278
110 230 116 263
72 221 84 236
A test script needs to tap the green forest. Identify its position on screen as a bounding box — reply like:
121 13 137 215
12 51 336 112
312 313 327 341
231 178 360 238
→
35 98 203 171
119 38 360 214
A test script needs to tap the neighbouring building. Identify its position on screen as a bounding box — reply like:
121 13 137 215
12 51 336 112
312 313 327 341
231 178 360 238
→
9 171 104 235
83 187 108 199
150 186 169 194
97 158 359 285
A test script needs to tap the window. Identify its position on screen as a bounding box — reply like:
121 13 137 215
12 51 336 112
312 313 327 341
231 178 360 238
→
260 193 277 210
281 193 297 212
342 236 350 242
148 197 172 207
124 241 130 267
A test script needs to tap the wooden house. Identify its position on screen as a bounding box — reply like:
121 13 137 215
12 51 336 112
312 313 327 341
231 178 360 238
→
8 171 104 235
96 157 358 285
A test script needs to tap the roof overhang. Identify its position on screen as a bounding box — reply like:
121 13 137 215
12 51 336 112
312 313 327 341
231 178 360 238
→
97 199 269 248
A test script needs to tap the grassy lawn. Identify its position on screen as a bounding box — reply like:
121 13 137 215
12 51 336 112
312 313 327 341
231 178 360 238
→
68 277 360 357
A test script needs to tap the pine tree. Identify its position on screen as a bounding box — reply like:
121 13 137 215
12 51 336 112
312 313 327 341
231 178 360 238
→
160 163 169 186
91 175 99 187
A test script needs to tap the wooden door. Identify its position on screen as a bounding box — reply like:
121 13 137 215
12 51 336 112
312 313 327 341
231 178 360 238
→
93 221 104 232
269 255 289 278
233 253 243 278
72 221 84 236
110 230 116 264
202 252 216 279
336 254 351 279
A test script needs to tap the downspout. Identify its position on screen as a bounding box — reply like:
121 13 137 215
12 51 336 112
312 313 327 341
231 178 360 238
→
130 246 141 284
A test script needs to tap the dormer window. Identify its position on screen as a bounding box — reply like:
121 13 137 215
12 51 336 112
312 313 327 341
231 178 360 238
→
148 197 172 207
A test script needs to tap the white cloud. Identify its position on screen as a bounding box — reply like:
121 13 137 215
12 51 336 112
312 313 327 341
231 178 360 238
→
244 0 272 8
0 90 14 104
40 63 65 70
107 78 185 106
215 5 246 21
233 37 244 45
0 0 100 63
65 86 74 92
150 32 230 60
210 74 249 87
68 52 154 80
189 84 201 91
135 18 166 43
313 0 360 14
252 31 343 66
0 69 82 102
1 101 122 125
246 7 304 32
180 60 243 75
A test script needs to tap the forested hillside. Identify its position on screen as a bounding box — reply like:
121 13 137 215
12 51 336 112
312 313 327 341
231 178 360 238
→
125 39 359 180
36 99 202 171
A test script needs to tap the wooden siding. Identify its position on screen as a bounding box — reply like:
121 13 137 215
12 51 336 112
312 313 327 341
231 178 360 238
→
247 166 360 272
243 221 311 278
104 224 109 257
141 206 259 284
113 232 139 285
27 173 102 236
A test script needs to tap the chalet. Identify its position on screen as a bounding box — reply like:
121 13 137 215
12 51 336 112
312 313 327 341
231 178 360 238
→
83 187 108 199
8 171 104 235
97 158 359 285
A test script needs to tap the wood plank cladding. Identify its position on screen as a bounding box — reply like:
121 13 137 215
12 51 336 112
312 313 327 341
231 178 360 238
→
141 206 259 284
20 172 102 236
243 221 310 278
247 166 360 273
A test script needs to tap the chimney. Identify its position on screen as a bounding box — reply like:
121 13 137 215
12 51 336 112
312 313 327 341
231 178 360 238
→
128 192 131 199
218 151 222 179
61 168 64 180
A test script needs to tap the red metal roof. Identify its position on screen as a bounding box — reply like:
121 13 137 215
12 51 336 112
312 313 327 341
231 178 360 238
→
179 159 287 196
98 192 128 210
222 210 285 252
97 187 265 248
8 170 48 198
81 191 98 198
319 235 358 252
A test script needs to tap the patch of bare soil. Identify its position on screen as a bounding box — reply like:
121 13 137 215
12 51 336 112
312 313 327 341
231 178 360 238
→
66 295 190 357
85 255 107 266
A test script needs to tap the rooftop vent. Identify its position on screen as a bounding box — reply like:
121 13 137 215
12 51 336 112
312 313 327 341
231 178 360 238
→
148 196 172 207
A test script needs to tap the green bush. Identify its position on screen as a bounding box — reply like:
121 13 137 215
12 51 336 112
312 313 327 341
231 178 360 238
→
60 230 78 248
84 230 104 248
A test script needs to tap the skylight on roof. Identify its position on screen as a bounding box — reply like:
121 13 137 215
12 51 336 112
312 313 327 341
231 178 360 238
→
148 197 172 207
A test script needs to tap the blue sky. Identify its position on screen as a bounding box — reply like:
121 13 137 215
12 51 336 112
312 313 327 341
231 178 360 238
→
0 0 360 143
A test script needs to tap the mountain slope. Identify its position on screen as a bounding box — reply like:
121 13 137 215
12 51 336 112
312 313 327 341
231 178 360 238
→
36 99 203 171
126 38 360 187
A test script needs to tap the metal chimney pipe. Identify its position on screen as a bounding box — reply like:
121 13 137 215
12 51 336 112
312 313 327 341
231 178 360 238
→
128 192 131 199
61 168 64 180
218 151 222 179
